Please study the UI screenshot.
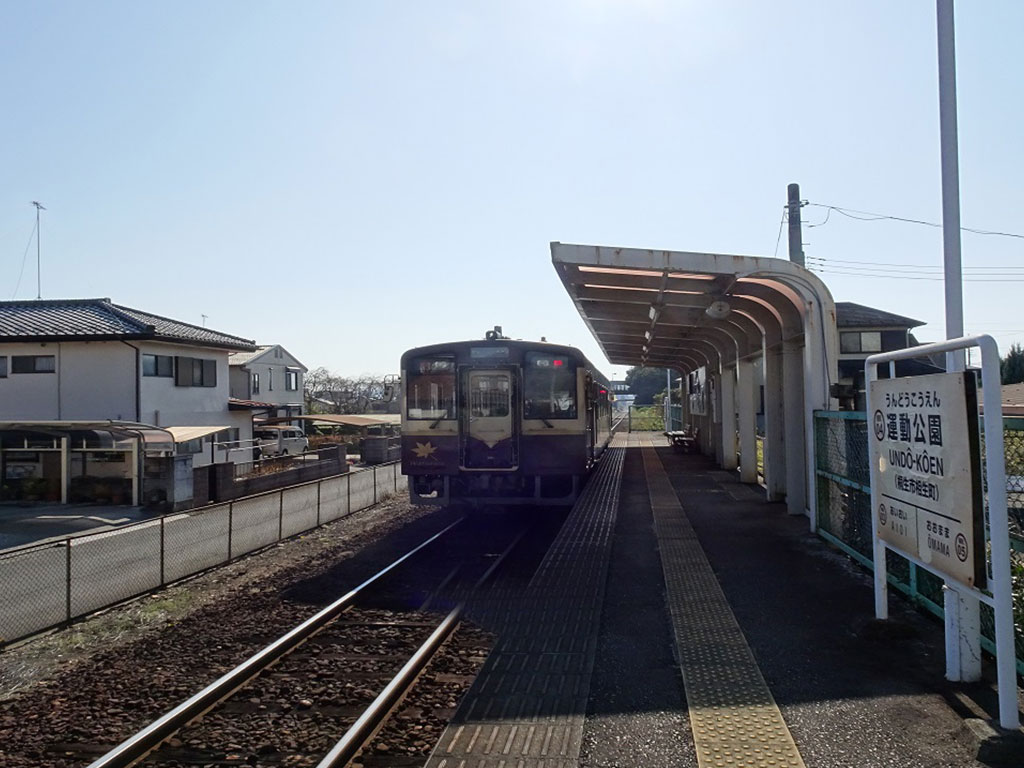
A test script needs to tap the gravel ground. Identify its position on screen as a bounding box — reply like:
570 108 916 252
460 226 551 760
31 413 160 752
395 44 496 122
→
0 493 492 767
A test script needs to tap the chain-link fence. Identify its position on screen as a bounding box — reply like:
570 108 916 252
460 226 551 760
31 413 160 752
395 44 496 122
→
814 411 1024 673
0 463 406 646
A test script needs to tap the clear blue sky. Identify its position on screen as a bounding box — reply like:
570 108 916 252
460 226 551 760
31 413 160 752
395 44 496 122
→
2 2 1021 378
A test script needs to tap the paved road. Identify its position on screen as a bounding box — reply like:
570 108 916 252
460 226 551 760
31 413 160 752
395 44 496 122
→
0 504 155 551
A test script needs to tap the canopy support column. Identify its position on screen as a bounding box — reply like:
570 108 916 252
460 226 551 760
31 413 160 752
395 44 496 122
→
763 347 785 501
720 365 737 471
710 371 724 467
737 359 757 483
783 341 806 516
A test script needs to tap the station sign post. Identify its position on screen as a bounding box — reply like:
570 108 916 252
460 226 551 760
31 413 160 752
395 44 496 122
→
866 335 1018 730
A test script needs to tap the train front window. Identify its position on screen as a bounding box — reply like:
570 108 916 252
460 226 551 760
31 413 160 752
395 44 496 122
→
406 357 456 420
470 374 510 417
523 353 577 419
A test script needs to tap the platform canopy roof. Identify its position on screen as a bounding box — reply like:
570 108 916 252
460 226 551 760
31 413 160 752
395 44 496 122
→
551 242 837 374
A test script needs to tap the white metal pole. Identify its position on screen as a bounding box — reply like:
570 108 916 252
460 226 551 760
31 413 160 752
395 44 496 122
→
937 0 964 372
665 368 671 430
866 360 888 620
979 336 1019 730
937 0 981 683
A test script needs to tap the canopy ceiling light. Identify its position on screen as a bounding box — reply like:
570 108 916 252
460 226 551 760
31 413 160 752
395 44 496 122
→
705 299 732 320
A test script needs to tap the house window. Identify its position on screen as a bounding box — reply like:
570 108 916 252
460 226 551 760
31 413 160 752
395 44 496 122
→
178 438 203 455
840 331 883 354
252 372 260 394
142 354 174 377
174 356 217 387
214 428 240 446
285 369 299 391
0 357 6 378
12 355 55 373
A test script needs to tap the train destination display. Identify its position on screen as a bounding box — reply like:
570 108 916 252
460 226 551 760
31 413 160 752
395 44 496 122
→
869 371 984 587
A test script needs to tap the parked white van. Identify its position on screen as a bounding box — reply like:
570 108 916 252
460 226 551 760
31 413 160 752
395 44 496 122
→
254 426 309 457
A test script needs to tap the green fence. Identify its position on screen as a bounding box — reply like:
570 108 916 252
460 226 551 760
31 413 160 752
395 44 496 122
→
814 411 1024 674
667 404 684 432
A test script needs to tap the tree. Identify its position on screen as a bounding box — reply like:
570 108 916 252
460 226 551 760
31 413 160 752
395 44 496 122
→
624 366 671 405
304 368 400 414
304 367 341 413
1002 343 1024 385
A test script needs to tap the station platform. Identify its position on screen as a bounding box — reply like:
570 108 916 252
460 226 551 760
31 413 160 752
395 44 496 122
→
425 433 1019 768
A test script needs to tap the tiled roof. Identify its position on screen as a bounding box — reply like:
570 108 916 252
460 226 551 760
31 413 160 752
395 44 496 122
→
1003 383 1024 407
835 302 924 329
228 345 273 366
0 298 256 350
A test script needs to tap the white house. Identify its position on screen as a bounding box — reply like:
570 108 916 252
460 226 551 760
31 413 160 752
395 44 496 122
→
228 344 306 422
0 298 257 465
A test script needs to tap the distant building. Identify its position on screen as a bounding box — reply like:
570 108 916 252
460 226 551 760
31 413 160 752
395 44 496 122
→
228 344 307 422
834 302 944 410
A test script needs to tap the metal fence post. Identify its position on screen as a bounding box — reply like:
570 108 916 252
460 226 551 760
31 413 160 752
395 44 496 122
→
373 467 378 505
316 480 322 527
160 515 166 587
394 462 398 491
346 472 351 515
65 537 72 624
278 490 284 541
227 502 234 562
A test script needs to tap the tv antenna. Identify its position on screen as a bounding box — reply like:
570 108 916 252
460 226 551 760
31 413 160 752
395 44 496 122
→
31 201 45 299
201 314 209 327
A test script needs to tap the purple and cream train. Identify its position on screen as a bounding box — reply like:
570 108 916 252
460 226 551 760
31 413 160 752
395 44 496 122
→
400 331 613 506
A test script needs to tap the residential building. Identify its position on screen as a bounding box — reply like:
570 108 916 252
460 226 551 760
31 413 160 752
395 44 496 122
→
0 298 257 463
228 344 306 422
834 301 943 410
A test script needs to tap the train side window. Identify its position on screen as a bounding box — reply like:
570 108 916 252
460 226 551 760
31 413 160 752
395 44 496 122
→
523 352 577 419
406 357 457 419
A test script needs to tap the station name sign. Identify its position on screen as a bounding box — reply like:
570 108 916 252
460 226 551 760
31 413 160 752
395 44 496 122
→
869 371 984 587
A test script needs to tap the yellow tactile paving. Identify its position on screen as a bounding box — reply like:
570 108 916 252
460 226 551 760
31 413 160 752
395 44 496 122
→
636 432 807 768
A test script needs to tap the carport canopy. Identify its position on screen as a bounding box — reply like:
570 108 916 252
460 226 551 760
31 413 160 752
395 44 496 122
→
282 414 400 428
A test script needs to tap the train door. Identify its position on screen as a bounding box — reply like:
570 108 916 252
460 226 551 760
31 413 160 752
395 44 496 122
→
461 369 518 469
585 375 596 462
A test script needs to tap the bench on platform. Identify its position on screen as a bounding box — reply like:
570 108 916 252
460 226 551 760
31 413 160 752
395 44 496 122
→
664 428 700 454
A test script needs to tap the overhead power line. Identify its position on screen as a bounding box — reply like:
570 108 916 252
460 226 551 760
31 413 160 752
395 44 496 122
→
10 219 38 300
772 207 787 259
807 264 1024 282
806 255 1024 273
804 202 1024 240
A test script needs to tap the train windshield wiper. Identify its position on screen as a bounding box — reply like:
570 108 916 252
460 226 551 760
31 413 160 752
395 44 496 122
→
429 416 445 429
541 418 554 428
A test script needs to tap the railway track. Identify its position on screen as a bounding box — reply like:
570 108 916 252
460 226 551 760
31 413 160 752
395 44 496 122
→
82 517 525 768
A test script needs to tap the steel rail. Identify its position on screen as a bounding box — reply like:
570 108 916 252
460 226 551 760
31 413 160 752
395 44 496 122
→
316 528 528 768
86 517 466 768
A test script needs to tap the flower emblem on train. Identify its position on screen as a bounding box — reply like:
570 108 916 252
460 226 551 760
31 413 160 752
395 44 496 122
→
413 441 438 459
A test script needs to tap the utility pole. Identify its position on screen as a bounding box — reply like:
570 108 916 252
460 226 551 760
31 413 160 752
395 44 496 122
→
786 183 804 267
31 201 45 299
